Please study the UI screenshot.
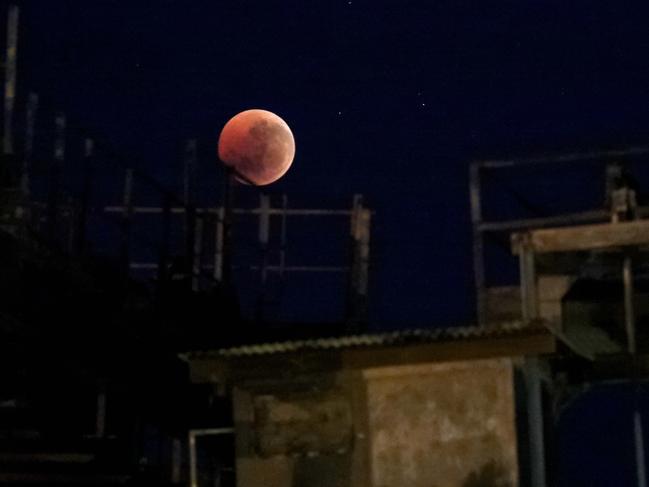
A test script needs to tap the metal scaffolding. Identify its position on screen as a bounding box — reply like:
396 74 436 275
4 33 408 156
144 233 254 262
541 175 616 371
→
469 146 649 326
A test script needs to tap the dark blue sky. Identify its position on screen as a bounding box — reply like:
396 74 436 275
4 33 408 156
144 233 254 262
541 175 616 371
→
12 0 649 327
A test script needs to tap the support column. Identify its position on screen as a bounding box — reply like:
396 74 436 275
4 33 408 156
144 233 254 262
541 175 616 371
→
191 216 203 292
184 139 197 277
214 206 225 281
21 93 38 198
347 194 371 330
624 255 636 354
256 193 271 321
525 357 547 487
470 162 486 325
121 168 134 273
518 234 538 322
158 195 172 285
47 113 65 241
635 408 647 487
77 138 94 255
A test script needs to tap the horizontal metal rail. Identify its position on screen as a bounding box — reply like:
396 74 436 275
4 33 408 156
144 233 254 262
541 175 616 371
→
190 427 234 437
130 262 348 273
476 146 649 169
104 206 356 216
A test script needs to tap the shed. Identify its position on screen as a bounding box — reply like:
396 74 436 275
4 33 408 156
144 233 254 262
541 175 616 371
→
184 322 555 487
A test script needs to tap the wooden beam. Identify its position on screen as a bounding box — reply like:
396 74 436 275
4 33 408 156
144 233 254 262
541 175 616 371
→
513 219 649 254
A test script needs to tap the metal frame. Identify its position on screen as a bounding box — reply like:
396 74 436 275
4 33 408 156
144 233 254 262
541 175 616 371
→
511 219 649 355
470 146 649 326
511 211 649 487
188 427 234 487
104 197 370 279
105 189 372 323
471 147 649 487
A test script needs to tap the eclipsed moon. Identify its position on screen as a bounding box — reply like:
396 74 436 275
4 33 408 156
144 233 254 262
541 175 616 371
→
218 109 295 186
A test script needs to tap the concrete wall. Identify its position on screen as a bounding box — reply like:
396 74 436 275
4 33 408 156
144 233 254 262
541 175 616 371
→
233 358 517 487
233 372 366 487
364 359 517 487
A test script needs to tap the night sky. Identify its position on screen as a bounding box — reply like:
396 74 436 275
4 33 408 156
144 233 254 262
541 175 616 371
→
12 0 649 328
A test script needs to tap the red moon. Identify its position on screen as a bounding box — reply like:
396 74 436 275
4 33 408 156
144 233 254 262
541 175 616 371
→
218 109 295 186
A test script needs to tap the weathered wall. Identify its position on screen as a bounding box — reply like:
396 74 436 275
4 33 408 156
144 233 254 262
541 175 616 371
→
233 372 366 487
232 358 517 487
253 393 352 456
364 358 518 487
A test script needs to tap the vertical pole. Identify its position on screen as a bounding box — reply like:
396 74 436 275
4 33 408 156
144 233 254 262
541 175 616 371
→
357 207 371 309
184 139 197 277
16 92 37 233
258 193 270 285
3 4 18 155
214 206 225 281
348 194 370 330
47 113 65 241
183 139 197 207
279 194 288 280
183 140 197 203
347 195 360 326
519 234 538 322
158 195 171 284
95 384 106 439
348 195 362 327
470 162 487 325
66 194 76 254
221 169 236 286
189 431 197 487
186 207 196 280
256 193 271 321
191 216 203 292
54 114 65 159
526 357 547 487
77 138 94 255
635 409 647 487
22 93 38 198
121 169 134 273
624 255 636 355
171 437 182 483
623 252 646 487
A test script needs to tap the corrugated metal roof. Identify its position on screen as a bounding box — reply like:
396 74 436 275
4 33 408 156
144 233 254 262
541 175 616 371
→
186 321 540 358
